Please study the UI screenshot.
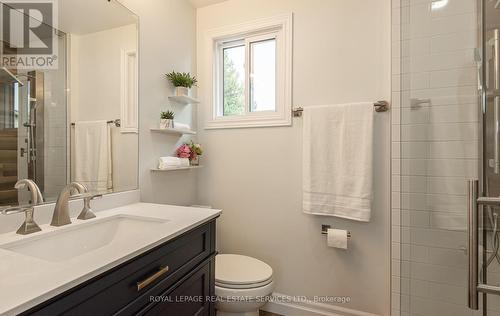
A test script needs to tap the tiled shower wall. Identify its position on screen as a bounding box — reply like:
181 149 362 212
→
43 36 68 201
391 0 480 315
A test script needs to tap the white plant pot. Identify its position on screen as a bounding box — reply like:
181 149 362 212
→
160 119 174 129
175 87 189 97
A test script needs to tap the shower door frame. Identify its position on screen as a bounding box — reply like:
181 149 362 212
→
468 0 500 313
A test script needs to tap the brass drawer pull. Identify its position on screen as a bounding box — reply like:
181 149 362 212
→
137 266 169 291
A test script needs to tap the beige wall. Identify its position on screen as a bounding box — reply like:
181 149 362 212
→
196 0 391 315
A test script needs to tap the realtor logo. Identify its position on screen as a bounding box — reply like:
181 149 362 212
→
1 0 58 69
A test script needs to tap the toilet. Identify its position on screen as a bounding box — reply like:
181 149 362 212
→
215 254 274 316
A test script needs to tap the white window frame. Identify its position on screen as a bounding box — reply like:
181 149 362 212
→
205 13 293 129
120 49 138 134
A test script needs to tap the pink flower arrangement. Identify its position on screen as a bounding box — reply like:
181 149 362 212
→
176 144 192 159
176 142 203 161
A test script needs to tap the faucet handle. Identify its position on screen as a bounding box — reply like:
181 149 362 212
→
69 193 102 201
88 194 103 200
77 194 102 220
1 205 41 235
1 205 27 215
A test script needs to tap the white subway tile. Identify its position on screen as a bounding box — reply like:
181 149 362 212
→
401 175 427 192
427 245 467 267
410 262 465 286
409 227 466 249
430 32 476 53
428 176 468 194
410 295 473 316
429 67 477 88
431 13 476 36
429 104 478 123
429 138 477 160
401 122 478 142
393 259 402 276
430 0 475 18
401 142 429 159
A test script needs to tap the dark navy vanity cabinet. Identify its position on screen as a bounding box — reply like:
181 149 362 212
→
22 220 217 316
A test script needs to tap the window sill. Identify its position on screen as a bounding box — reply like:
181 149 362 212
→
205 117 292 129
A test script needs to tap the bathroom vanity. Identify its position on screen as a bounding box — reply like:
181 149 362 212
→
0 203 221 316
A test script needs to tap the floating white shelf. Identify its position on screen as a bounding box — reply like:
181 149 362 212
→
150 128 196 135
151 166 203 172
168 95 200 105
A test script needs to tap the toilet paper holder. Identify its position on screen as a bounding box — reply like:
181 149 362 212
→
321 225 352 239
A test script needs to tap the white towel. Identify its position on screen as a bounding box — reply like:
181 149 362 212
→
174 122 191 130
179 158 190 167
302 103 374 222
74 121 113 193
158 157 181 169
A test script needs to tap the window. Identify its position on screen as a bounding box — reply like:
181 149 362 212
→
120 50 138 133
205 14 292 129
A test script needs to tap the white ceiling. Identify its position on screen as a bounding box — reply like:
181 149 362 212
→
58 0 137 35
189 0 229 8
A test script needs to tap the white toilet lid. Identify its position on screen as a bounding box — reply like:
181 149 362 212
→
216 254 273 287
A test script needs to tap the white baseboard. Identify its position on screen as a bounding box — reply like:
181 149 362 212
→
262 293 380 316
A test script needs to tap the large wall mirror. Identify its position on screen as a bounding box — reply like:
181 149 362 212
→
0 0 139 206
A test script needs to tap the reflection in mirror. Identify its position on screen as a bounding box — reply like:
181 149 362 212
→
0 0 138 206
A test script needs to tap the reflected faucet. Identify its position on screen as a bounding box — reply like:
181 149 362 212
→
51 182 86 227
15 179 43 204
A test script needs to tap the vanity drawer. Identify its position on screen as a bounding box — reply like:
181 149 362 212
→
137 256 215 316
24 220 216 316
114 255 215 316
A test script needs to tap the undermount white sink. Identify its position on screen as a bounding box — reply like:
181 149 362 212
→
0 215 169 262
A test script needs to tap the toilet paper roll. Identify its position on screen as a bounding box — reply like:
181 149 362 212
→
327 229 348 249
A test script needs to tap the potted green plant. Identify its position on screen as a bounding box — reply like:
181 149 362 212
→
166 71 198 97
160 110 175 129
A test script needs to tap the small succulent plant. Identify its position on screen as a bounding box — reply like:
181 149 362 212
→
160 110 175 120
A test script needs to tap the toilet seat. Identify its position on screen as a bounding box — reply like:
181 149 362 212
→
215 254 273 289
216 277 273 289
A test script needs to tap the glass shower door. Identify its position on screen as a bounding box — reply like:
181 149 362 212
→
396 0 484 314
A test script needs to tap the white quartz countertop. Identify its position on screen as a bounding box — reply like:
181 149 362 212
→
0 203 221 316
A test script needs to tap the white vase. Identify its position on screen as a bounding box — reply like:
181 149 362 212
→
160 119 174 129
175 87 189 97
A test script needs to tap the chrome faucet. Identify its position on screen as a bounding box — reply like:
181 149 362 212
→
1 179 44 235
50 182 86 227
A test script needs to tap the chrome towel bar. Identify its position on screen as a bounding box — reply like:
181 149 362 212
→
292 100 390 117
71 119 121 127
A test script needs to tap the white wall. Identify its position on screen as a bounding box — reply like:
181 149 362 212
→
70 24 138 193
119 0 199 205
196 1 391 315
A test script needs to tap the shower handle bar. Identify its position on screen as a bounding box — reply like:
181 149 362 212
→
468 180 500 311
494 29 500 174
468 179 479 310
494 97 499 174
